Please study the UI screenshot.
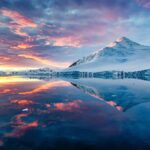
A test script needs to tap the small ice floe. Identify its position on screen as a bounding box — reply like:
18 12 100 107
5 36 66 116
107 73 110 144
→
22 108 29 112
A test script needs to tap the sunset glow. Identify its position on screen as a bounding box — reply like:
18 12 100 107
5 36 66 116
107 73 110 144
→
19 80 71 95
12 44 33 49
18 54 70 68
0 76 39 83
0 1 150 149
0 0 149 70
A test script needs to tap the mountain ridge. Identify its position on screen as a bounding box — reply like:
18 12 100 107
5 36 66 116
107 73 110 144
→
67 37 150 72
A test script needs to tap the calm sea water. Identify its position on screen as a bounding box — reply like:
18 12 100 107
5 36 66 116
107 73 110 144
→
0 76 150 150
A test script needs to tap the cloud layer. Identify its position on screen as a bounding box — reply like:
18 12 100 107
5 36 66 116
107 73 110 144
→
0 0 150 69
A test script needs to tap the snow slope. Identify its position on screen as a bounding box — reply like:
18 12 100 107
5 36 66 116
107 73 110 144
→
67 37 150 72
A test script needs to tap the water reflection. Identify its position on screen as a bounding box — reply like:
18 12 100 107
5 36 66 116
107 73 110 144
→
0 76 150 149
19 80 71 95
5 113 38 138
68 78 150 111
0 76 39 83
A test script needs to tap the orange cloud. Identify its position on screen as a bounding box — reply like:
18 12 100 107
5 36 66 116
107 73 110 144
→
19 80 70 95
54 100 82 112
12 44 33 49
18 54 70 68
11 99 34 106
1 8 37 36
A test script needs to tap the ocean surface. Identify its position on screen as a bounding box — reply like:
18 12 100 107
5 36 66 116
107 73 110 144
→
0 76 150 150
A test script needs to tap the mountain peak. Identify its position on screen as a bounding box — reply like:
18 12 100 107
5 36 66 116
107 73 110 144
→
116 37 130 42
68 36 150 71
107 37 140 48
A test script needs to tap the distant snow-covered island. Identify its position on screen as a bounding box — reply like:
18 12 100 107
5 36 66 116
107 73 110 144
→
5 68 54 76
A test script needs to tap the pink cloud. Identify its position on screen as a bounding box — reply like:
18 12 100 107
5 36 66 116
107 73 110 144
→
0 8 37 36
52 36 81 48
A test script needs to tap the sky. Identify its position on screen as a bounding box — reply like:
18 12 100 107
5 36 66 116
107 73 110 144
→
0 0 150 71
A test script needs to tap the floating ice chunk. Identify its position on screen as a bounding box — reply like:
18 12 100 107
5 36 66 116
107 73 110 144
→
22 108 29 112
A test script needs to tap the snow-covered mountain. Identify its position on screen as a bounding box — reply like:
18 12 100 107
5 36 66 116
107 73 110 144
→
68 37 150 72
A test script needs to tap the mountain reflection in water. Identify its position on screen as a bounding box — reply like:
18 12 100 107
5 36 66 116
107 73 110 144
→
0 76 150 150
